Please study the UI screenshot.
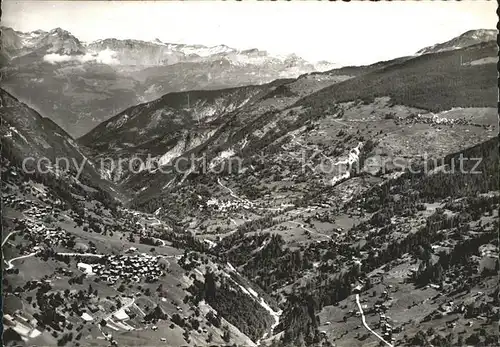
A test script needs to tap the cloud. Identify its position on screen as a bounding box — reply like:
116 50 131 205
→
43 48 120 65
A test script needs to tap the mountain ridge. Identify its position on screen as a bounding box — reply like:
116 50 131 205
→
1 26 336 70
416 28 497 55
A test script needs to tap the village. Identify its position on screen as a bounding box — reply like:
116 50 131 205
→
393 111 493 129
78 252 165 285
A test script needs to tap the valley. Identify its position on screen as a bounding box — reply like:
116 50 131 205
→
1 26 498 347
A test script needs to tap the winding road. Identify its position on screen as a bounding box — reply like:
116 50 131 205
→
2 208 37 247
2 230 21 247
5 252 39 270
355 294 393 347
5 251 105 270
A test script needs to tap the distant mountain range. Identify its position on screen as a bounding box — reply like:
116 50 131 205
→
0 26 336 136
1 27 334 70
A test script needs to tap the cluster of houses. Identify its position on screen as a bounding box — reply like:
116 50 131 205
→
3 193 27 208
394 113 473 127
477 244 498 273
373 288 399 344
4 194 46 211
4 187 51 216
3 180 80 253
4 179 65 208
36 226 70 247
204 197 252 212
78 253 164 285
13 215 72 248
23 203 61 219
378 311 395 343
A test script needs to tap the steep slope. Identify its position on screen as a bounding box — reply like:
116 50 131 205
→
79 83 286 150
1 90 279 347
416 29 497 55
78 66 359 186
119 40 496 208
297 41 497 112
78 81 294 183
0 88 122 201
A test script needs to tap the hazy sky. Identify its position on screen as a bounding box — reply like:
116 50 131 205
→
2 1 497 65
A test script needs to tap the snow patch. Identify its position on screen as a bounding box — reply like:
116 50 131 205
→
8 127 28 143
177 44 235 57
209 148 236 169
330 142 363 185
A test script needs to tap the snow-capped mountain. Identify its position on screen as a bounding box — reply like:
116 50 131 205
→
416 29 497 55
1 27 85 59
2 26 336 71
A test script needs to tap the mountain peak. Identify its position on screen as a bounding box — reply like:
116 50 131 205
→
416 28 497 55
460 28 497 39
49 27 71 36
